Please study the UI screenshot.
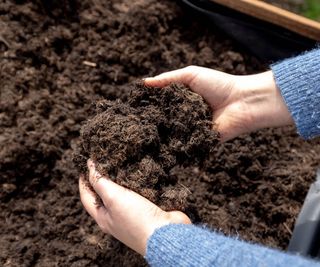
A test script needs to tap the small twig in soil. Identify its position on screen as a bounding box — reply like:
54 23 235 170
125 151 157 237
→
83 60 97 67
97 242 103 250
0 35 10 49
283 222 293 235
178 183 192 194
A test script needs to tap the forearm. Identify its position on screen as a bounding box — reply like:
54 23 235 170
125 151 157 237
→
146 224 320 267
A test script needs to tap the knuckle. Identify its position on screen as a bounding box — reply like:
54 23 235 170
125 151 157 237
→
185 65 197 73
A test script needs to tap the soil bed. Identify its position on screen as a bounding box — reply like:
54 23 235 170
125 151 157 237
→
1 0 320 267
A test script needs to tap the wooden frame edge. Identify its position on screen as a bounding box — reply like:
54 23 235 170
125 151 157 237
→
210 0 320 41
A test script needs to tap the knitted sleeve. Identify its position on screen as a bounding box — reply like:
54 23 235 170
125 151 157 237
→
145 224 320 267
271 48 320 139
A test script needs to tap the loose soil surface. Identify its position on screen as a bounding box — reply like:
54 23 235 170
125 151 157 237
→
1 0 320 267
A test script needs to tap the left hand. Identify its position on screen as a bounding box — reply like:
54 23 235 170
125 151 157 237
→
79 160 191 256
145 68 293 141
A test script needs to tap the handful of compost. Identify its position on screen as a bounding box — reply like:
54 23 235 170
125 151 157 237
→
74 82 219 211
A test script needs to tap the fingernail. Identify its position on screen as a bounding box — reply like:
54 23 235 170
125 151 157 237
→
87 159 95 169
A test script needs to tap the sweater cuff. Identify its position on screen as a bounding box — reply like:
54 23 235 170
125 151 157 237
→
271 49 320 139
145 224 227 267
145 224 320 267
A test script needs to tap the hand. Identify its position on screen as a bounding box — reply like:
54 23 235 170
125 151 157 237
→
145 66 293 141
79 160 191 256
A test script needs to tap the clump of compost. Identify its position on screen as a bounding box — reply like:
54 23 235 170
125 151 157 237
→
75 82 219 211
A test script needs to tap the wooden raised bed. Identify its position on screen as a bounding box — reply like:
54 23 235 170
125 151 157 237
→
211 0 320 41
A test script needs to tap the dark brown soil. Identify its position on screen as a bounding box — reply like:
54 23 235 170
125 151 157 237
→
1 0 320 267
75 83 219 211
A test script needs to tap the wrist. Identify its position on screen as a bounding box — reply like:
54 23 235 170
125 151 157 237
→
238 70 294 133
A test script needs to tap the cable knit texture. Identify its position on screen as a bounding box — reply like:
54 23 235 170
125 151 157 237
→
146 224 320 267
271 48 320 139
145 49 320 266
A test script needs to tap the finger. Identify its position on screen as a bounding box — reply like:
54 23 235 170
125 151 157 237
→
87 160 134 211
144 67 196 87
87 160 159 214
79 176 112 233
87 160 115 208
79 175 106 220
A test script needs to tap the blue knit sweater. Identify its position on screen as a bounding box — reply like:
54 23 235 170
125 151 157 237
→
145 49 320 266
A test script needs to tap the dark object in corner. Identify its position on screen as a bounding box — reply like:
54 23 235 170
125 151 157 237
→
180 0 317 63
288 169 320 259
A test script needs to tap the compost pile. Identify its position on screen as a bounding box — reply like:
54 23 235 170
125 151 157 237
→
75 83 219 211
1 0 320 267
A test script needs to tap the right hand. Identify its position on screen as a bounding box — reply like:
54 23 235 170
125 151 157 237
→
79 160 190 256
145 66 293 141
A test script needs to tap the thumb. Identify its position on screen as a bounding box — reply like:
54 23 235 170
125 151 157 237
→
144 66 197 88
